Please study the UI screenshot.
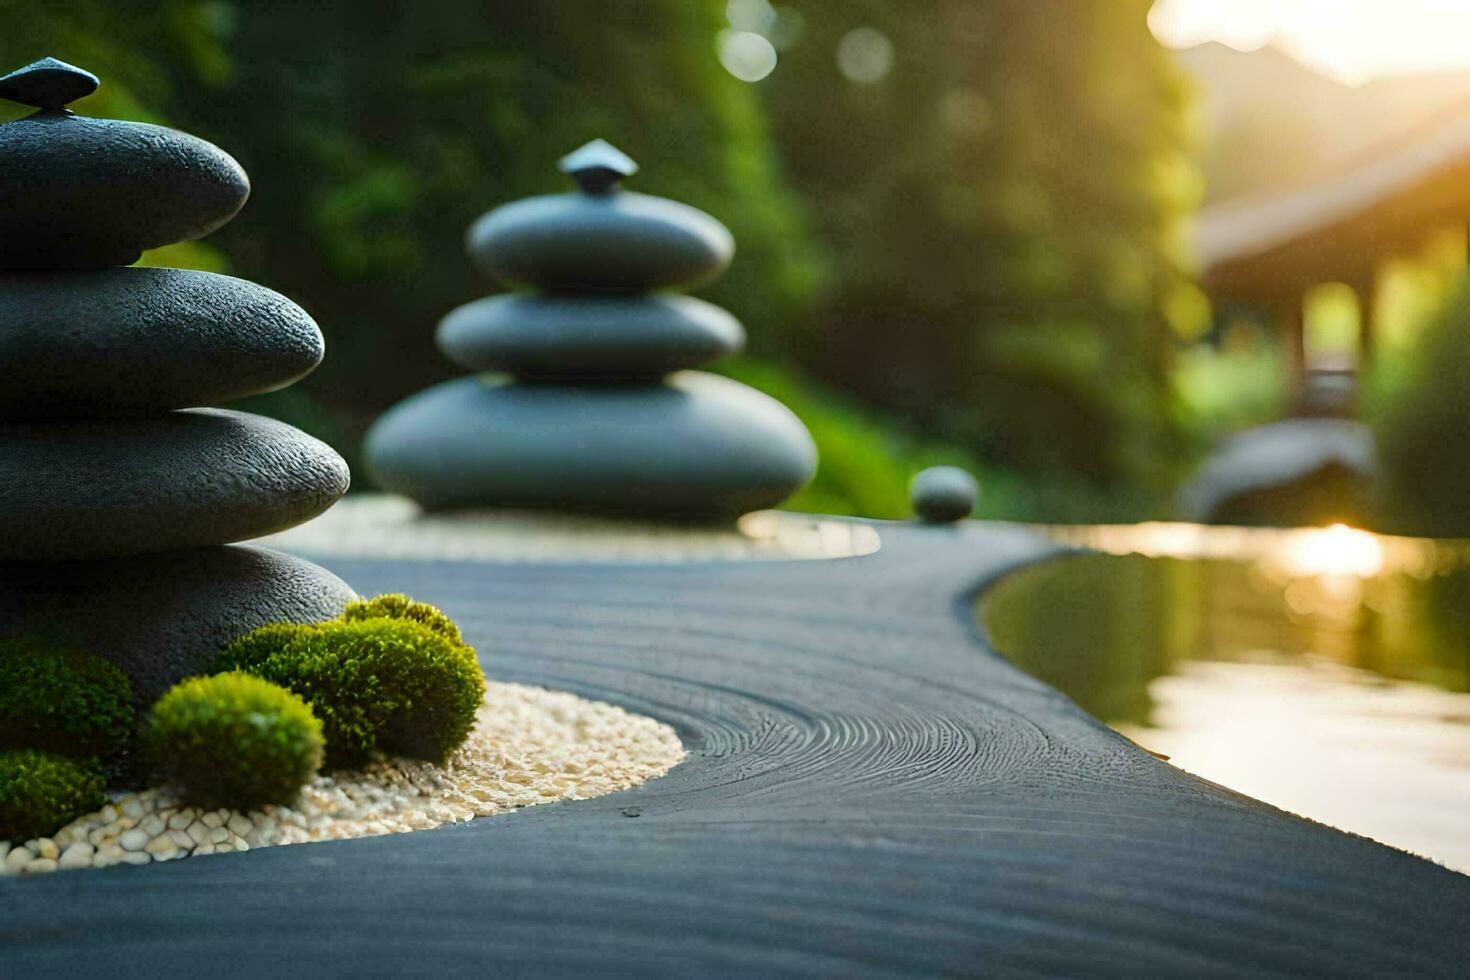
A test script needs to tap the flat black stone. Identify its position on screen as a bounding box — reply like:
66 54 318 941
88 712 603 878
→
466 190 734 292
0 409 349 561
0 58 98 111
0 268 323 415
364 372 816 517
0 545 354 706
0 114 248 269
436 293 744 378
3 524 1467 974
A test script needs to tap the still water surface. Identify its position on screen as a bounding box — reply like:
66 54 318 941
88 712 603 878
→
980 523 1470 872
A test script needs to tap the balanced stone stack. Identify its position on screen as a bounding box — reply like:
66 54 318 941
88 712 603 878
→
365 140 816 520
0 58 354 703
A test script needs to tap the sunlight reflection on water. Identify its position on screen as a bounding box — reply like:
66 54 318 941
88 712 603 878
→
982 522 1470 872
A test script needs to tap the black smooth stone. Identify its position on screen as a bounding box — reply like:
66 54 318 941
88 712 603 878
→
0 268 323 416
466 191 734 292
0 113 249 268
364 371 816 518
0 409 350 561
0 58 99 112
0 545 355 706
436 293 744 378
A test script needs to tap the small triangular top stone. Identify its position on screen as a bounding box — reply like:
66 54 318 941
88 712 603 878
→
558 139 638 194
0 57 99 111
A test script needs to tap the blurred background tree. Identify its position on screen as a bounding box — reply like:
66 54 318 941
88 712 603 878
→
763 0 1196 494
0 0 1198 520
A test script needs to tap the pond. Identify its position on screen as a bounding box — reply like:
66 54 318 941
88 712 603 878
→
980 523 1470 873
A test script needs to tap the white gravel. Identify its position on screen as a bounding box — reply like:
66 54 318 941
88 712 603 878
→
1 682 684 875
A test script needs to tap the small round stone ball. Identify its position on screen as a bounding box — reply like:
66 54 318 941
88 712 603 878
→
910 466 978 524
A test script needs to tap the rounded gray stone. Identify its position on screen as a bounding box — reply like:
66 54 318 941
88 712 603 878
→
0 545 355 706
0 268 323 415
0 408 350 561
365 371 816 518
465 191 734 292
436 293 744 378
0 113 249 268
911 466 978 523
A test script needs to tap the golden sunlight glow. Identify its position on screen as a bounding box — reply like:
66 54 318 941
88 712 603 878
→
1271 523 1385 579
1042 521 1450 580
1150 0 1470 84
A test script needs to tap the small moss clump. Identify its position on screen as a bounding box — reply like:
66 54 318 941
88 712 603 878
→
0 639 134 761
342 593 464 645
219 611 484 768
0 749 106 842
145 673 324 810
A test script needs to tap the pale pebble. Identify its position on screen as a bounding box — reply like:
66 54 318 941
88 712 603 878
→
144 836 179 858
58 844 93 870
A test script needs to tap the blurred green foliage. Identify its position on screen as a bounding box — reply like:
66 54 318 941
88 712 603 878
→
1372 280 1470 534
764 0 1196 491
727 358 1166 523
1172 337 1289 452
0 0 1196 518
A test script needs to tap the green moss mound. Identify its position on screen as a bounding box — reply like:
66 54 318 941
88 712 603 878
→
145 673 324 810
214 621 317 672
219 616 484 768
342 593 464 646
0 749 106 842
0 639 134 762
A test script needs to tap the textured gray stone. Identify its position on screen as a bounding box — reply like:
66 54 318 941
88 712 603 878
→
0 113 248 268
365 371 816 517
436 293 744 378
0 409 349 561
0 545 354 705
0 268 323 415
466 190 734 291
911 465 978 523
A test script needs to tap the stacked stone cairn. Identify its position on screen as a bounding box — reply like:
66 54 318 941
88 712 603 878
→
366 139 817 520
0 58 354 704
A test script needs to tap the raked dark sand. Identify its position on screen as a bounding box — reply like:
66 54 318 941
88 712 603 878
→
5 521 1468 976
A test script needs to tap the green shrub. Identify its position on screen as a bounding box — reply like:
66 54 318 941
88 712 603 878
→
145 673 324 810
0 639 134 761
342 594 463 646
0 749 106 842
219 618 484 767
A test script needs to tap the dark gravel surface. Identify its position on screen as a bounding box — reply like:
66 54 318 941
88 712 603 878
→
5 521 1467 977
